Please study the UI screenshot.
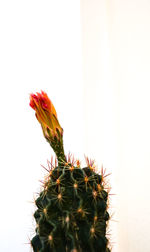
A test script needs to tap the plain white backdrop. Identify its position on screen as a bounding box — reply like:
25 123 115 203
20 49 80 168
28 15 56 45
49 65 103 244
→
81 1 150 251
0 1 83 251
1 0 150 251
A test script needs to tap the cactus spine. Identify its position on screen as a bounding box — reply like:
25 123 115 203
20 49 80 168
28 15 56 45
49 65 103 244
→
29 91 111 252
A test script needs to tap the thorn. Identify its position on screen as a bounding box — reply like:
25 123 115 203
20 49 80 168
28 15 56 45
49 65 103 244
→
84 176 88 183
76 159 81 168
69 166 74 171
41 164 49 173
74 183 78 189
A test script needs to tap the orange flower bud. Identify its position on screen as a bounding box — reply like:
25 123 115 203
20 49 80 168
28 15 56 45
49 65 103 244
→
29 91 63 140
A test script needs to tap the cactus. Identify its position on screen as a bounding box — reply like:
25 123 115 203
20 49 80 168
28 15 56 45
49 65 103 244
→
29 91 111 252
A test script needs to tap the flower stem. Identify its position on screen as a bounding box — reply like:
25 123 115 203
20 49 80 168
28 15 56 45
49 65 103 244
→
48 134 67 167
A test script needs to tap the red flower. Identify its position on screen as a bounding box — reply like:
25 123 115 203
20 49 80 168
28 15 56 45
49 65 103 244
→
29 91 63 139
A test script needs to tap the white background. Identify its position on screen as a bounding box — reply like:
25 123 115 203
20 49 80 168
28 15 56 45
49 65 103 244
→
0 1 83 251
1 0 150 251
81 1 150 251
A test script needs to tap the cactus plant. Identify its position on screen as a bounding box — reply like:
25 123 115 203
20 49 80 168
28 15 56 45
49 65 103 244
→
29 91 111 252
